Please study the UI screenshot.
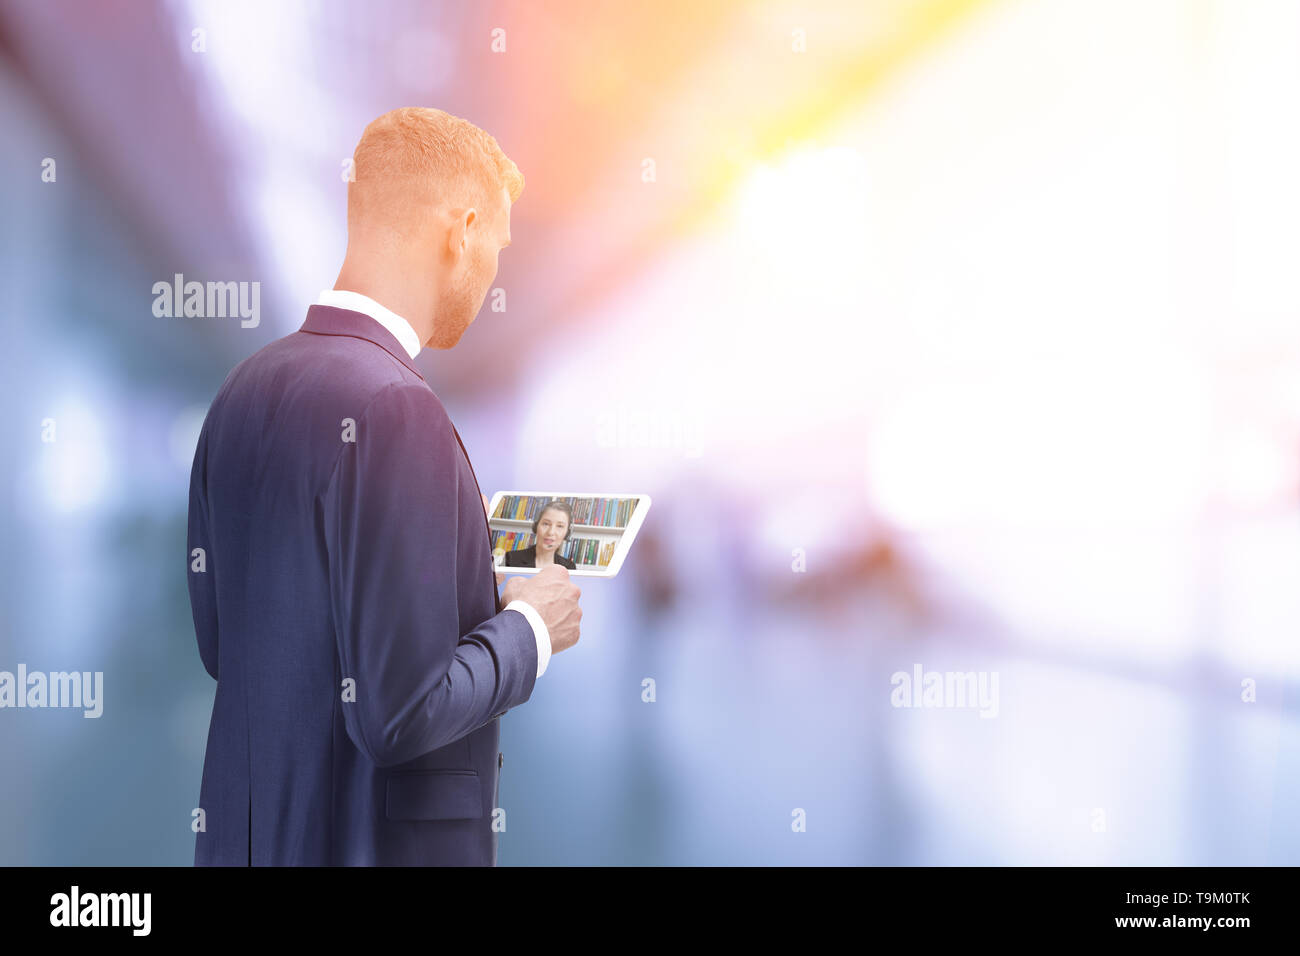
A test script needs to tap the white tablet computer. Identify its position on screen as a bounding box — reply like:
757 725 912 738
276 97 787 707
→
487 491 651 577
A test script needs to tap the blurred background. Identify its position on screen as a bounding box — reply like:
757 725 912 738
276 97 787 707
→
2 0 1298 865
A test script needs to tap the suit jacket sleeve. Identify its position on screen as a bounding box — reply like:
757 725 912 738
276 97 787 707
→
322 382 538 768
187 415 220 680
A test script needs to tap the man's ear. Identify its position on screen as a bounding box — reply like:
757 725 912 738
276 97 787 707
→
446 207 477 258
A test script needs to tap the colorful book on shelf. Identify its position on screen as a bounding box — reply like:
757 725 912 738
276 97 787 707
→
493 495 639 529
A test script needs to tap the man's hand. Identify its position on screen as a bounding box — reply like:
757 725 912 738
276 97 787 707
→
501 564 582 655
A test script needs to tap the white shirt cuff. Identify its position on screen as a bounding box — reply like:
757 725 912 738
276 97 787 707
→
505 599 551 679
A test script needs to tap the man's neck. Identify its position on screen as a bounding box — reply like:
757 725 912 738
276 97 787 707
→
333 261 435 347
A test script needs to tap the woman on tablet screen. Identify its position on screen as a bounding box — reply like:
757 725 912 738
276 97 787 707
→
504 499 578 570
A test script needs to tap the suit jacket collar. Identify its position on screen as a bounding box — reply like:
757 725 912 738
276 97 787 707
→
300 305 425 380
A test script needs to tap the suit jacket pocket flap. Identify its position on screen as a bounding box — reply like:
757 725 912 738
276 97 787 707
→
386 770 482 821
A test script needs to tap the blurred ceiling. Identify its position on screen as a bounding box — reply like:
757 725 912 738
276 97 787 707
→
0 0 995 396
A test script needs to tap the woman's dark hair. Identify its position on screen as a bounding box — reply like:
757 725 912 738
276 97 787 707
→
532 499 573 541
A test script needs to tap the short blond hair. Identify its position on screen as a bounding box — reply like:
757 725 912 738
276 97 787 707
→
349 107 523 224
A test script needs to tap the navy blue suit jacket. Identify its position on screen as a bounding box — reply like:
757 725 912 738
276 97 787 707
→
186 304 538 866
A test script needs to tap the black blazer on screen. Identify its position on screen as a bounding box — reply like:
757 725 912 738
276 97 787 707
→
503 545 577 570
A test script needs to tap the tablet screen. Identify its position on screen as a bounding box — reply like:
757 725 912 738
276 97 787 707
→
487 491 651 577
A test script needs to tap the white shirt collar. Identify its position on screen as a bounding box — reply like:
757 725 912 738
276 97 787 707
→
316 289 422 360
